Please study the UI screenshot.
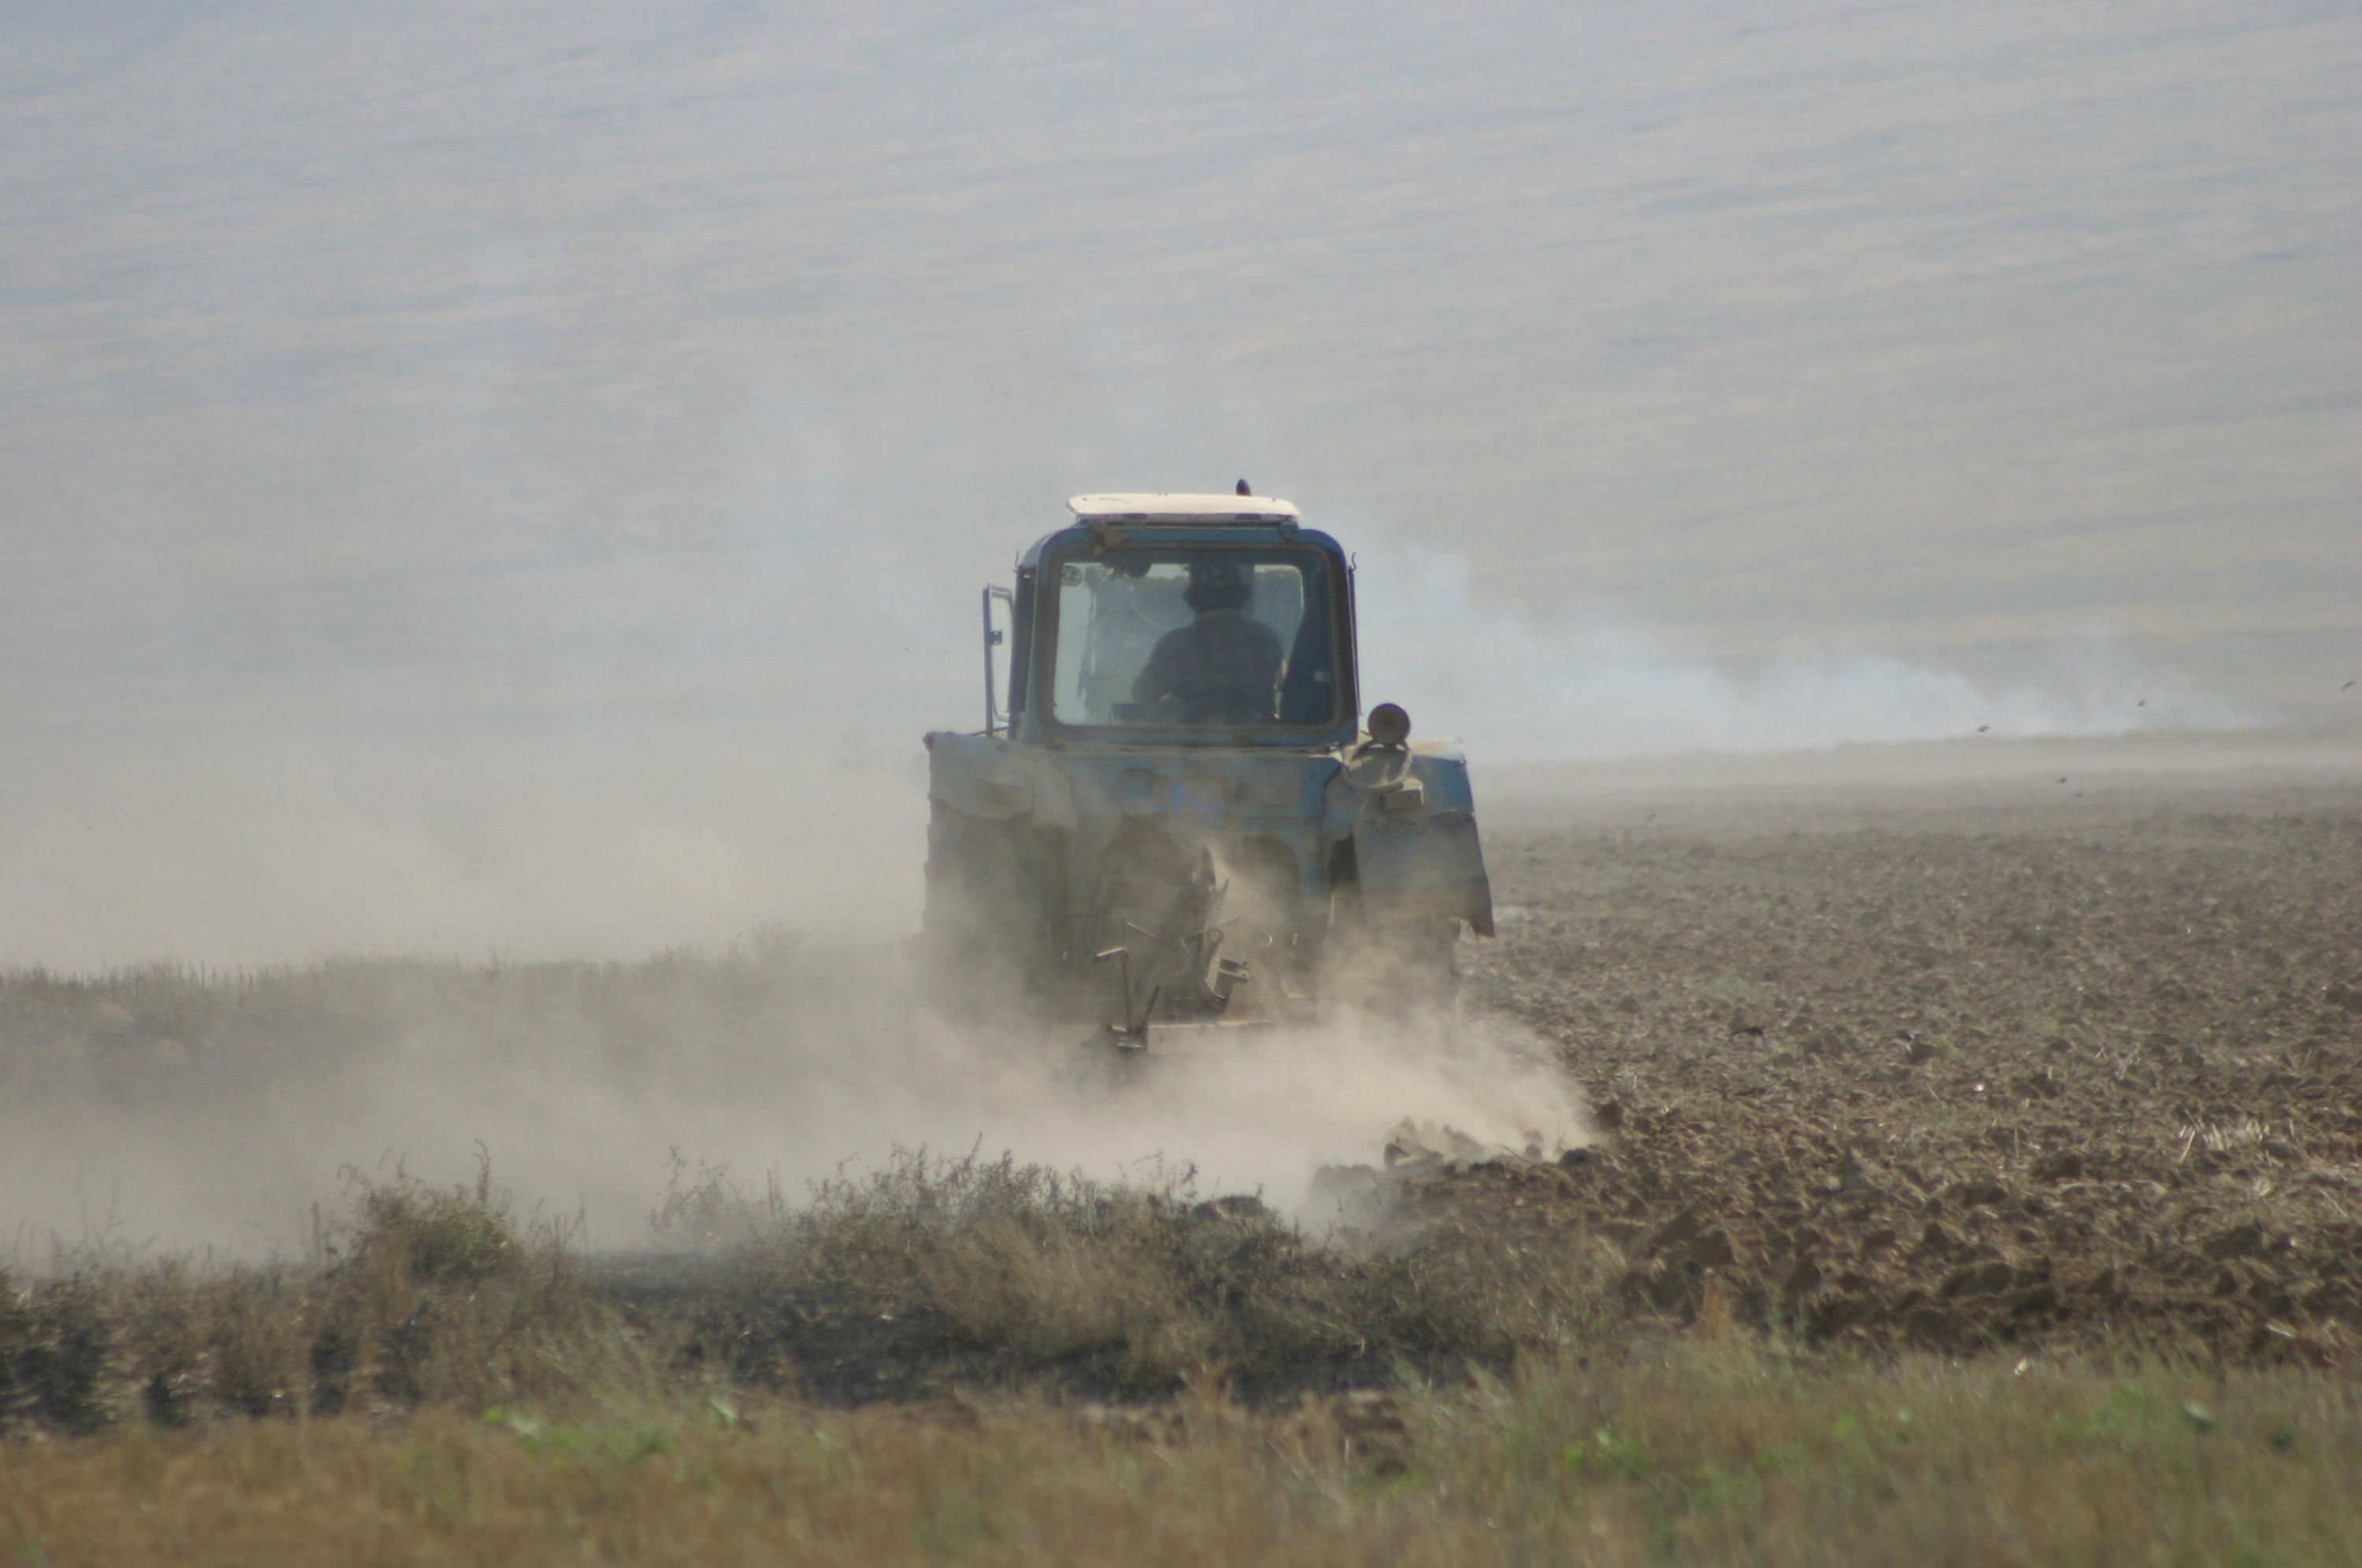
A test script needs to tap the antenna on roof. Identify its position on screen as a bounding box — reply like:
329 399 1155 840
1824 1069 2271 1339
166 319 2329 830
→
1235 479 1251 495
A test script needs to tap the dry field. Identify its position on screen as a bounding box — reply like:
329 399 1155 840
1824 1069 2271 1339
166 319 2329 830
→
1465 767 2362 1367
4 763 2360 1562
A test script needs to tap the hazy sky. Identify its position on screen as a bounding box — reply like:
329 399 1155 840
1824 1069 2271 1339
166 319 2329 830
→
3 0 2356 964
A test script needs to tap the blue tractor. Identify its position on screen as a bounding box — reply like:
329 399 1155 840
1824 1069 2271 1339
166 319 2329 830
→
922 490 1494 1060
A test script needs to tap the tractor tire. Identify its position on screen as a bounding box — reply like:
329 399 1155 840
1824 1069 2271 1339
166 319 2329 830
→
918 804 1053 1022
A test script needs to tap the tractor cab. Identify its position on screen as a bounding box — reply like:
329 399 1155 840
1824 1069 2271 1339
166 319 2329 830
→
989 495 1358 749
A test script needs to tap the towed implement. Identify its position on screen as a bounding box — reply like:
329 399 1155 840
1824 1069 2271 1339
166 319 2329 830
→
921 490 1494 1065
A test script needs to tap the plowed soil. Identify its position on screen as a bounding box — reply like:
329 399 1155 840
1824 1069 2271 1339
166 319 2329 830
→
1446 771 2362 1365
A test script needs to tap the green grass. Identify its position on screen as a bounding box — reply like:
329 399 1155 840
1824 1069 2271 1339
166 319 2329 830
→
7 1348 2359 1566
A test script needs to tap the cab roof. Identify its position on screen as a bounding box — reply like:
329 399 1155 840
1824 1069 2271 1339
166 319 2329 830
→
1067 493 1302 525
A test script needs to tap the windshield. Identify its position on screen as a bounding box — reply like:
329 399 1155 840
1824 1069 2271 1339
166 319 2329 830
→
1046 545 1343 731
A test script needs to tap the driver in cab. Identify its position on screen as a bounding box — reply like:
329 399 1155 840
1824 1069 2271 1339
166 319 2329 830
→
1131 557 1283 726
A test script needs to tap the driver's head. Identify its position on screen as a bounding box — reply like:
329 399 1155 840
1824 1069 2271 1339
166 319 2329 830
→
1183 557 1249 612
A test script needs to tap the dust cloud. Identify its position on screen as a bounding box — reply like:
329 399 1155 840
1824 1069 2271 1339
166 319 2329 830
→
0 925 1584 1266
0 724 924 974
1350 538 2261 765
0 694 1586 1265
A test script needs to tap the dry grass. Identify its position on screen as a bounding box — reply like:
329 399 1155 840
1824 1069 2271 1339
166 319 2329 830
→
5 1351 2359 1566
726 1150 1616 1399
0 1165 653 1433
2 1141 1617 1433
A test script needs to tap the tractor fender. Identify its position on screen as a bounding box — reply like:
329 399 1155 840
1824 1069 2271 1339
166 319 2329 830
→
924 731 1079 831
1322 745 1495 936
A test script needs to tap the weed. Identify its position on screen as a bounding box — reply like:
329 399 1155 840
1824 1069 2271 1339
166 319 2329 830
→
650 1152 783 1250
350 1155 521 1285
0 1167 650 1435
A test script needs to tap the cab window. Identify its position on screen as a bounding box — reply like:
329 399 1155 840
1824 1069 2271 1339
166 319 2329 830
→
1047 547 1342 730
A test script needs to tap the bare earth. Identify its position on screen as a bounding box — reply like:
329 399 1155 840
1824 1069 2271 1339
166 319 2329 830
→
1449 751 2362 1366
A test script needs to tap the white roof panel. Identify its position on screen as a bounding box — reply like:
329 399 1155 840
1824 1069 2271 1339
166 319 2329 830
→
1068 493 1301 525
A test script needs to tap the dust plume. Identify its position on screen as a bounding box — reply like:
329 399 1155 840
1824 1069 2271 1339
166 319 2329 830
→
1351 539 2261 764
0 921 1583 1266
